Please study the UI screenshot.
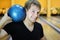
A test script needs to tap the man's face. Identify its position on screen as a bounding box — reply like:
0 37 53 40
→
26 4 40 23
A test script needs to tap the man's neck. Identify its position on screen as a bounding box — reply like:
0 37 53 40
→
23 17 34 27
23 17 34 32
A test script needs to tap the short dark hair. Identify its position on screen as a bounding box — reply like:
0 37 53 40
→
24 0 41 10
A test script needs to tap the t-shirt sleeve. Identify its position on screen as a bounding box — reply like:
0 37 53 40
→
3 23 12 34
37 23 44 38
40 24 44 38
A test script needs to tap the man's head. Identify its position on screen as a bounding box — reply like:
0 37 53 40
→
24 0 41 10
24 0 41 23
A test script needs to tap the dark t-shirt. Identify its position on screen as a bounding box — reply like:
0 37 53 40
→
3 21 44 40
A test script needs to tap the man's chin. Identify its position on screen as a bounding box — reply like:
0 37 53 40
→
32 20 36 23
30 19 36 23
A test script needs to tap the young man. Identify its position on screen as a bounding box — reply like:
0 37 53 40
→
0 0 46 40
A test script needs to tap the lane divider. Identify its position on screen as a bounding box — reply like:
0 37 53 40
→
40 17 60 33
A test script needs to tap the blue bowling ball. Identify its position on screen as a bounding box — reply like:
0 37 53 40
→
8 4 26 22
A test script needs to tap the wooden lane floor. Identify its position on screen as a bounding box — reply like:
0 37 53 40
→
54 16 60 20
42 16 60 29
51 16 60 24
50 16 60 29
37 18 60 40
51 16 60 20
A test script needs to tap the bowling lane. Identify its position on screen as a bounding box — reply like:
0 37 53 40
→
54 16 60 20
50 16 60 22
42 16 60 29
50 16 60 28
49 16 60 23
37 18 60 40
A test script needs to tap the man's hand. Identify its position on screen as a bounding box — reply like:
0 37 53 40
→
0 29 8 39
0 10 12 29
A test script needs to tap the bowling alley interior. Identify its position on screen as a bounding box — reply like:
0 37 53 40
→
0 0 60 40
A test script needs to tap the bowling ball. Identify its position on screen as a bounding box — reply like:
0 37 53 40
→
8 4 26 22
